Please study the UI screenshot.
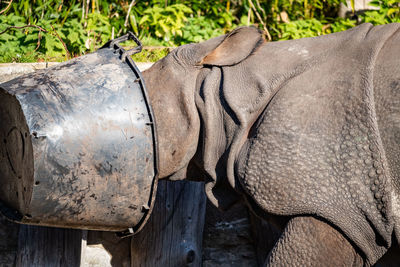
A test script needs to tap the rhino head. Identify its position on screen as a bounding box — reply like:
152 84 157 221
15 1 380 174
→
143 26 264 182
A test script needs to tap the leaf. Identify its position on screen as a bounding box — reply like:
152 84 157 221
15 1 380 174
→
130 14 139 35
387 8 398 16
368 0 381 7
350 0 355 14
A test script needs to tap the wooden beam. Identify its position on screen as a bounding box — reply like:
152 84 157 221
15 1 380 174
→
131 180 206 266
16 225 83 267
0 214 18 266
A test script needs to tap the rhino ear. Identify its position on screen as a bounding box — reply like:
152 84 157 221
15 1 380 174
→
199 26 264 66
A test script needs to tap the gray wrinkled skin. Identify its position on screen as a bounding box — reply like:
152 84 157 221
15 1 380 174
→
142 23 400 266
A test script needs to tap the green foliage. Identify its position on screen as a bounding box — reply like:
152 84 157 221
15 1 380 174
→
274 0 345 20
139 4 192 44
61 19 87 55
176 16 225 44
362 0 400 24
330 18 358 32
0 0 398 63
0 14 25 56
86 12 112 49
278 18 327 39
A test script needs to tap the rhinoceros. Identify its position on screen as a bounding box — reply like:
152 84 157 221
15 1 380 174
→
142 22 400 266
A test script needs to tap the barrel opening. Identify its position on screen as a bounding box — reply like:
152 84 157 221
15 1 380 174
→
0 88 34 219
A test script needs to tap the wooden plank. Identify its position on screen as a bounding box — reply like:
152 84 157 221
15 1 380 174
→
0 214 19 266
131 180 206 266
16 225 83 267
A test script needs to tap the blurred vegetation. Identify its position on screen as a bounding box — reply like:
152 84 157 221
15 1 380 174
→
0 0 399 62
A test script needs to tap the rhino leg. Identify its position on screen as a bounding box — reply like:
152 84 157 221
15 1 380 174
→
265 216 364 267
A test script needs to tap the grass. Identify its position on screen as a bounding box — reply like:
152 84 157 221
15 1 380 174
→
131 47 171 62
0 47 171 63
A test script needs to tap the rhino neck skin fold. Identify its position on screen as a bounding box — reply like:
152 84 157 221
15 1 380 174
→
143 23 400 265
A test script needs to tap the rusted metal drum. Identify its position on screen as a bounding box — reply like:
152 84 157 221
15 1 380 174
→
0 33 158 234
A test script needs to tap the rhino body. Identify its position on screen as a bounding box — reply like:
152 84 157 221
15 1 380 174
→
143 23 400 265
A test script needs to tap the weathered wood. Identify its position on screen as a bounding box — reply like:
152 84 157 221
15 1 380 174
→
131 180 206 267
0 214 18 266
16 225 82 267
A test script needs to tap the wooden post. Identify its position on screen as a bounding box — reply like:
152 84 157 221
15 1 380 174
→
0 214 19 266
16 225 83 267
131 180 206 266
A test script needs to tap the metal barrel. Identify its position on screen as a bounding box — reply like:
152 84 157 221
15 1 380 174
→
0 33 158 234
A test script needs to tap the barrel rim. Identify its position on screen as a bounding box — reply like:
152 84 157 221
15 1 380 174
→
106 33 160 236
